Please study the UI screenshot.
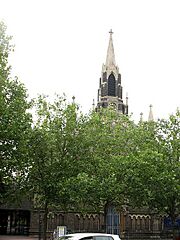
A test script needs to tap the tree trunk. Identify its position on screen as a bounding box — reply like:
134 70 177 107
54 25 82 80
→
43 201 48 240
169 211 177 240
104 202 109 232
172 217 176 240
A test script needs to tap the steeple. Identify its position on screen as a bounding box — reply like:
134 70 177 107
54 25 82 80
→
148 104 154 121
106 29 116 67
97 30 128 115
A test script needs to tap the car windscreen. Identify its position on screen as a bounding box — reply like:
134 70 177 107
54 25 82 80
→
59 237 74 240
94 236 113 240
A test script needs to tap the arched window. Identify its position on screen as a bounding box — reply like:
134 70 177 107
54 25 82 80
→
108 73 116 96
106 206 120 235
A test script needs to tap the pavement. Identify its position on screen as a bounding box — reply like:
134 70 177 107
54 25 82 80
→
0 236 38 240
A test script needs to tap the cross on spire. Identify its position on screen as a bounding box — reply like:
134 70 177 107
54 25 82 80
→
109 29 113 35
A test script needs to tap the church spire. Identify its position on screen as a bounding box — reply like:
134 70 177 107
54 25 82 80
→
97 30 128 115
105 29 116 67
148 104 154 121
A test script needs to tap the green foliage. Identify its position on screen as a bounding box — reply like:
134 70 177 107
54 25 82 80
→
0 21 13 86
62 108 137 211
0 21 32 204
122 110 180 230
28 95 85 207
151 110 180 218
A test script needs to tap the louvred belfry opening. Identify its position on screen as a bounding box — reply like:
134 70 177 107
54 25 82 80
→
108 73 116 96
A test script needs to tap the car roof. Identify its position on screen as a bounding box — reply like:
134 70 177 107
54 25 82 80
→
62 233 120 240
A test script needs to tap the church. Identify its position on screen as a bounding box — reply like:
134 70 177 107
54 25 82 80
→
0 31 167 239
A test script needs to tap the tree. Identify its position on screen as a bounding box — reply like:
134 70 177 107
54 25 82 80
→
67 108 138 221
28 95 89 240
0 21 32 204
121 111 180 239
152 110 180 238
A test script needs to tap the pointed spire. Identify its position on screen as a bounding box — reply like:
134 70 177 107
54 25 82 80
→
105 29 116 67
92 99 95 110
72 96 75 103
148 104 154 121
126 93 128 106
140 112 143 122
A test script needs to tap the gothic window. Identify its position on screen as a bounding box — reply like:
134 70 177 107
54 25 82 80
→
132 216 136 231
108 74 116 96
74 215 80 232
106 206 120 235
94 215 99 231
137 217 141 230
141 217 145 231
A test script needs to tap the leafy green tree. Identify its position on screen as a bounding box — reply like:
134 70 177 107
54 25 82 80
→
153 110 180 237
0 21 32 204
67 108 137 215
121 111 180 239
28 95 89 240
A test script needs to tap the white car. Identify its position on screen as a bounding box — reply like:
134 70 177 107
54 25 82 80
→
58 233 121 240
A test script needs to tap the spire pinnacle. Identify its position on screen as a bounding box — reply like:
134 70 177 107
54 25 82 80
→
126 92 128 106
148 104 154 121
140 112 143 122
72 96 75 103
106 29 116 67
92 99 95 110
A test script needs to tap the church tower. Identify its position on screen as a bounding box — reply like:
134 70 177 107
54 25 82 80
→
97 30 128 114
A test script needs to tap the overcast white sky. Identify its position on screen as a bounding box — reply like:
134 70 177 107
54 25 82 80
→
1 0 180 121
